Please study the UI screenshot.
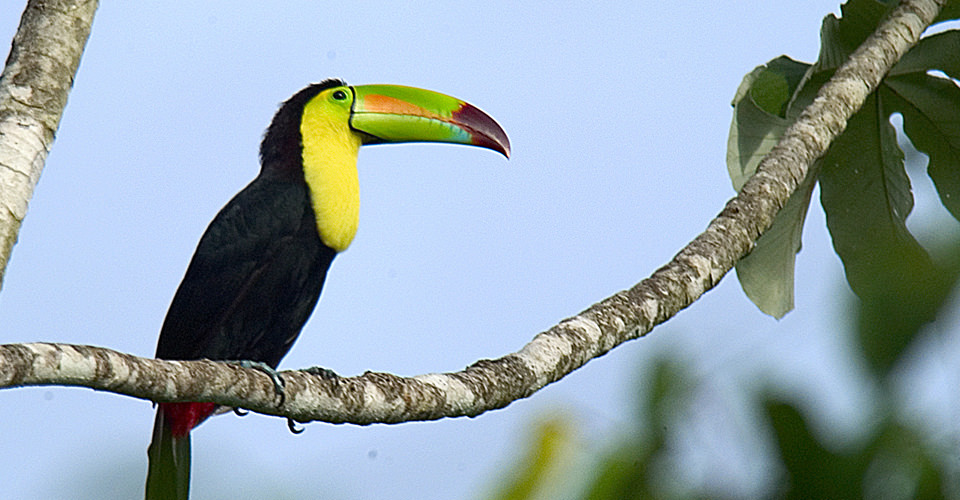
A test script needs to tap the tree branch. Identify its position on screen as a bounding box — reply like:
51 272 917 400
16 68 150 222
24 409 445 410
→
0 0 945 425
0 0 98 291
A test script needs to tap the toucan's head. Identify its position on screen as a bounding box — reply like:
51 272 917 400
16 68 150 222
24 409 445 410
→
260 79 509 173
260 79 510 252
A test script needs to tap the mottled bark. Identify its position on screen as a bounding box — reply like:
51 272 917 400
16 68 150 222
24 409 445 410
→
0 0 98 290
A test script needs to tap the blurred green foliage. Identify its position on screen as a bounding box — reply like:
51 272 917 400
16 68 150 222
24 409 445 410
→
485 238 960 498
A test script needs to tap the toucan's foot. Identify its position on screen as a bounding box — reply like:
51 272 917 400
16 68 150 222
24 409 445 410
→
288 418 306 434
233 407 249 417
303 366 340 380
226 360 286 405
280 367 334 434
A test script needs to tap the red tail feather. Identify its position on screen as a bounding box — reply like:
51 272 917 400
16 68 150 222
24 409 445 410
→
160 402 218 437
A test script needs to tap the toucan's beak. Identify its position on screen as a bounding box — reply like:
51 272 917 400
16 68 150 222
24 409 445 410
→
348 84 510 158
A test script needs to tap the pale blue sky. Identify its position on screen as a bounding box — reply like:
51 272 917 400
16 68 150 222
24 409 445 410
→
3 2 958 498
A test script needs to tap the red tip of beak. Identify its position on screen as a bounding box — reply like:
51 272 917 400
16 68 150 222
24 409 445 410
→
453 103 511 158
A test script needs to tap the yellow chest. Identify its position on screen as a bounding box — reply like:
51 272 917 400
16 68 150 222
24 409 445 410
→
299 101 362 253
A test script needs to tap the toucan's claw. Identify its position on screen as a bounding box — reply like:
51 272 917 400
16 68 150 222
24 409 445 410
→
227 360 287 405
303 366 339 380
288 418 305 434
233 407 249 417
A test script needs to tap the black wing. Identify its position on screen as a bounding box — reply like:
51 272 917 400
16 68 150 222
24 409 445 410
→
155 175 335 368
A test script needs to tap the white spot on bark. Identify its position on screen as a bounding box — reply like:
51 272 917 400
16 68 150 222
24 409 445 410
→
415 373 475 408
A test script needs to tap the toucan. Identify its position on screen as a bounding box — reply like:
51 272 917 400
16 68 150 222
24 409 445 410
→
145 79 509 499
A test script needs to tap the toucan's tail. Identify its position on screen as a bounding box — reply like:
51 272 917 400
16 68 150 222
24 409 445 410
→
145 409 191 500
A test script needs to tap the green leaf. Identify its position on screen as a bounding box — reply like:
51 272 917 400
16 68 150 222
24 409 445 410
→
581 357 692 500
750 57 809 117
726 8 960 325
735 165 818 319
765 400 865 498
863 423 950 499
817 92 952 374
843 31 960 374
818 93 916 297
725 0 905 319
886 31 960 221
580 444 651 500
809 27 960 373
727 57 812 317
767 399 951 498
934 0 960 24
890 30 960 79
726 1 891 319
488 418 581 500
888 75 960 221
815 0 895 72
726 68 789 191
854 260 954 375
727 59 803 189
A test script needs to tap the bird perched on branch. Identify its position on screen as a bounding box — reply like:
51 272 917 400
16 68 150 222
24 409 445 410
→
145 79 509 499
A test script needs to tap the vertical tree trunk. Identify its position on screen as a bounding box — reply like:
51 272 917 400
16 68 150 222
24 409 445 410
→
0 0 98 290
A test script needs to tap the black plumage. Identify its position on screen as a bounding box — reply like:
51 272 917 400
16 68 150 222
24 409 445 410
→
155 80 344 366
155 177 334 366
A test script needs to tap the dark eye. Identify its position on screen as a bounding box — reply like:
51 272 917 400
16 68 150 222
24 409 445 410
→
332 90 347 100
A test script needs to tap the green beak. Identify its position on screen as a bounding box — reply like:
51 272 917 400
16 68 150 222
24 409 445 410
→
348 84 510 158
